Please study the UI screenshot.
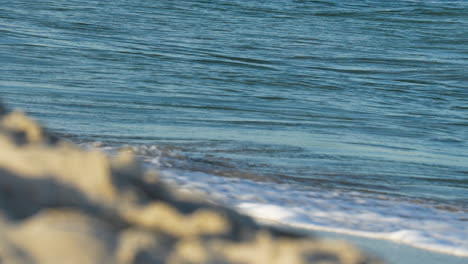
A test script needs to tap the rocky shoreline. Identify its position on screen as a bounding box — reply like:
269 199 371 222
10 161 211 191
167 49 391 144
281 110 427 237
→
0 101 381 264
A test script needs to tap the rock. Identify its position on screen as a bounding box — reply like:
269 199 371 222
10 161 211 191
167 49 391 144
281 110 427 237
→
0 102 382 264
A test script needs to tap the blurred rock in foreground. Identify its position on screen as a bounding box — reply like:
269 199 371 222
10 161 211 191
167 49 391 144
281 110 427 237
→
0 102 382 264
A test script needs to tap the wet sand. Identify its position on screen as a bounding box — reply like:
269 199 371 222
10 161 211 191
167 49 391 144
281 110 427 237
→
315 230 467 264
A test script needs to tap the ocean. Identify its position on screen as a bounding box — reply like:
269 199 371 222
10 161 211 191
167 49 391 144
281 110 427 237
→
1 0 467 261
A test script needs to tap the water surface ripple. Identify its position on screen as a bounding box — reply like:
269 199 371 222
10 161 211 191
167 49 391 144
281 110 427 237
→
1 0 467 257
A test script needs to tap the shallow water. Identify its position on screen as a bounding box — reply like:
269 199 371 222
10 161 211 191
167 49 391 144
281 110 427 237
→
1 0 467 257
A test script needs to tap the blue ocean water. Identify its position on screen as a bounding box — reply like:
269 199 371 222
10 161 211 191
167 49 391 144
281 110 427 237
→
1 0 467 258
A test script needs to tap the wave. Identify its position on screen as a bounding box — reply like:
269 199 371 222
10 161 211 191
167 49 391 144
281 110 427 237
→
162 169 468 258
85 142 468 257
237 203 468 258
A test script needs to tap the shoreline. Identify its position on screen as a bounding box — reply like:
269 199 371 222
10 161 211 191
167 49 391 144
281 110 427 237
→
252 218 468 264
289 222 468 258
69 135 468 261
315 229 468 264
155 168 468 260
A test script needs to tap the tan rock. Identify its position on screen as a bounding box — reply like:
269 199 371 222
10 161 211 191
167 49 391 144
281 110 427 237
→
8 210 115 264
0 102 382 264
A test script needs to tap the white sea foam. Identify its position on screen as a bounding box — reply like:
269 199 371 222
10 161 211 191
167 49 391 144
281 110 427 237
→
157 168 468 258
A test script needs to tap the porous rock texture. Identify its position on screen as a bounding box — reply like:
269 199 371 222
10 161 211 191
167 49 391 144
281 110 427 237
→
0 102 382 264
